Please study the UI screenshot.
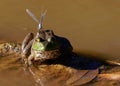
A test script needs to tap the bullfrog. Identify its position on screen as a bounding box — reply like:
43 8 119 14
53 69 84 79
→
21 29 73 66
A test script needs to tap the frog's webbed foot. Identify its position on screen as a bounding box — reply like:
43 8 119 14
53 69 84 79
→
21 33 34 65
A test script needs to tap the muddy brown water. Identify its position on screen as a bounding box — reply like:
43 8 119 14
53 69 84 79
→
0 0 120 86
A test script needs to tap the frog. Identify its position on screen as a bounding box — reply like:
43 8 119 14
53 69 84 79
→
21 29 73 66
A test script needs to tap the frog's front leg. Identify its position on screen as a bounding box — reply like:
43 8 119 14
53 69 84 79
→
21 33 34 64
22 33 34 52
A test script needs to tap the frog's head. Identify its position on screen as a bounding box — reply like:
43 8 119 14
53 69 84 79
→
32 30 61 51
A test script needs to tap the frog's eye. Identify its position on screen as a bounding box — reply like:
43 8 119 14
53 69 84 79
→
47 37 56 42
35 38 40 42
47 38 51 42
35 38 45 42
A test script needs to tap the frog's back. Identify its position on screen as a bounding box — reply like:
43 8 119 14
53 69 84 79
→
55 35 73 54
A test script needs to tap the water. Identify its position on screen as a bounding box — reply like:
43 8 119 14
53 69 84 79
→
0 0 120 86
0 69 35 86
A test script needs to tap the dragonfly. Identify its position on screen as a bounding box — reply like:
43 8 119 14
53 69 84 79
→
26 9 47 30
